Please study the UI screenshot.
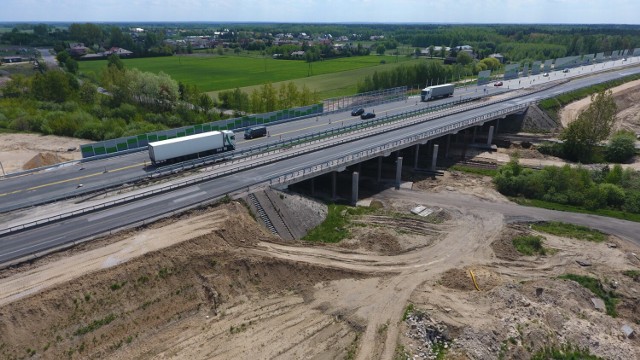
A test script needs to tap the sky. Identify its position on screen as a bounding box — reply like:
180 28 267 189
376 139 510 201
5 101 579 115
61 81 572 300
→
1 0 638 24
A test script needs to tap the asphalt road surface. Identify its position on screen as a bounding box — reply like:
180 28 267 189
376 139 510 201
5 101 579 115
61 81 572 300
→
1 58 638 213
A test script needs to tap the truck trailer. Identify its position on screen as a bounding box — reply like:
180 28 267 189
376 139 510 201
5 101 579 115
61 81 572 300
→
148 130 236 165
420 84 455 101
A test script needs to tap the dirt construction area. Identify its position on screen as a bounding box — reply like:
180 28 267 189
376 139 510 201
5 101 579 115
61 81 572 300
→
1 83 640 359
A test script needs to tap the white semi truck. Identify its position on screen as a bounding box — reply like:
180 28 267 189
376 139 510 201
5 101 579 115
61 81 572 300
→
148 130 236 165
420 84 455 101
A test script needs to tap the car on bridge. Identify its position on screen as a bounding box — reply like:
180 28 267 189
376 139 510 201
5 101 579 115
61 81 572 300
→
360 112 376 120
563 68 570 73
351 108 365 116
494 81 503 86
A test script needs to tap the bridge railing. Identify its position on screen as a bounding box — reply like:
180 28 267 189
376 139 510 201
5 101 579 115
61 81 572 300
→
0 100 532 237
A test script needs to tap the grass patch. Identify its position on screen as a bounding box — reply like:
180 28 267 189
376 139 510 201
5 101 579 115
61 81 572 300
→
433 342 448 360
512 235 547 256
531 221 607 242
0 127 20 134
80 54 424 96
393 344 409 360
109 281 127 291
449 164 497 177
73 314 117 336
622 270 640 279
402 303 414 321
302 204 376 243
510 197 640 223
558 274 618 317
345 332 360 360
531 343 604 360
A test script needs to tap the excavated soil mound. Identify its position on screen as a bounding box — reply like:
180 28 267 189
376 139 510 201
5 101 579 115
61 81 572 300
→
356 228 403 254
22 152 67 170
0 227 367 360
491 227 528 261
440 268 476 291
440 268 503 291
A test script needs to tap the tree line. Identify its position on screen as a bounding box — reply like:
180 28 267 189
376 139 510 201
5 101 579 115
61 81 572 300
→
218 82 318 115
354 57 499 93
0 55 230 141
494 159 640 214
6 23 637 65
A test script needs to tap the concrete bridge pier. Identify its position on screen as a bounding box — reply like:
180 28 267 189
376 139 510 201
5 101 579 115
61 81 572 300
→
310 178 315 197
413 144 420 169
351 171 359 205
331 171 337 200
472 126 477 143
445 134 451 158
487 125 495 146
395 157 403 190
377 156 383 183
431 144 439 172
460 128 469 160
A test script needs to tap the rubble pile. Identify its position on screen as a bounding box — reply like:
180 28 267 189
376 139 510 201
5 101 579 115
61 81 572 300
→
404 310 453 360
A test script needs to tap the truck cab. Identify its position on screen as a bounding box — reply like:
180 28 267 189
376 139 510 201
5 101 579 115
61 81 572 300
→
420 88 432 102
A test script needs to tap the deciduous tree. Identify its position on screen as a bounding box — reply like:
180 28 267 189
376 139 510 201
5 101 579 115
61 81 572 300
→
561 90 617 162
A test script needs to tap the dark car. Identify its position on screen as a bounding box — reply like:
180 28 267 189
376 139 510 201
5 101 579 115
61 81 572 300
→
562 68 570 73
244 126 267 140
351 108 365 116
360 112 376 120
494 81 503 86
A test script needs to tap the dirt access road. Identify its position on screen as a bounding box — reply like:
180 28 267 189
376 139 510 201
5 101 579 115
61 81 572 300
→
1 186 639 359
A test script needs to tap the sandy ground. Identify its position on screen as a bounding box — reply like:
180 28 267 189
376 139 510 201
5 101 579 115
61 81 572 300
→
1 84 640 359
559 79 640 133
1 185 639 360
0 209 229 307
0 133 90 174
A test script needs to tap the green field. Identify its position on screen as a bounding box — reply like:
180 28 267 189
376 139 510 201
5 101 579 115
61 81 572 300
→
79 54 427 99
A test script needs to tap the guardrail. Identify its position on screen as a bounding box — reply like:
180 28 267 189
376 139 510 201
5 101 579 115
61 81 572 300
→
0 95 487 212
4 62 638 233
2 61 639 268
0 96 529 237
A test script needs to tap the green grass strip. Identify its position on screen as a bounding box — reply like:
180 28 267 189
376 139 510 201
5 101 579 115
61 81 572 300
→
531 221 606 242
73 314 117 336
449 164 497 177
531 343 604 360
509 197 640 223
302 204 376 243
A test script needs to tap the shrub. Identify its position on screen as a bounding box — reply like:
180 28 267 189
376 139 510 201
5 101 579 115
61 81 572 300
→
606 130 637 163
537 141 565 158
512 235 546 255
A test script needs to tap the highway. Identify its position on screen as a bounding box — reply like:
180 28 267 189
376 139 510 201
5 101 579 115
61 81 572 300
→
0 58 633 212
1 57 636 213
0 84 507 212
1 58 640 265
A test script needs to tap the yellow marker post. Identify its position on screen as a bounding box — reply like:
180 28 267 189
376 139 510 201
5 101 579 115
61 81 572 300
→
469 270 481 291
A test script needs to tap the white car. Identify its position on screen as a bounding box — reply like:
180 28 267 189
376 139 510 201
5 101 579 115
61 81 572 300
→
543 73 549 77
